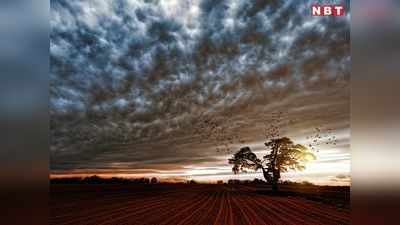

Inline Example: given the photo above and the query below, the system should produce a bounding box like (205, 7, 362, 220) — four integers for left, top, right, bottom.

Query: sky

(50, 0, 350, 185)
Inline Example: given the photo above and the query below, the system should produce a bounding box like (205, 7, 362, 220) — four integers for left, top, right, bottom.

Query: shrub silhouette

(229, 137, 315, 192)
(151, 177, 158, 184)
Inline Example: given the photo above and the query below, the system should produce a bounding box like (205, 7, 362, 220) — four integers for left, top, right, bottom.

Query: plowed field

(51, 184, 349, 225)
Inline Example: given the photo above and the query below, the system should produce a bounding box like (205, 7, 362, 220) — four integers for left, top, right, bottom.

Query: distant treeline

(226, 179, 314, 185)
(227, 178, 267, 184)
(50, 176, 159, 184)
(51, 176, 317, 186)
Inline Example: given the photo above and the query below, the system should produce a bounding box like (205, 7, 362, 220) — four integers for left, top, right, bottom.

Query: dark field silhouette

(51, 182, 349, 225)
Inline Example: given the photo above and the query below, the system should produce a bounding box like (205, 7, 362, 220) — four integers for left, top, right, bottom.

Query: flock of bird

(193, 111, 338, 154)
(263, 111, 284, 140)
(193, 112, 243, 153)
(306, 127, 338, 152)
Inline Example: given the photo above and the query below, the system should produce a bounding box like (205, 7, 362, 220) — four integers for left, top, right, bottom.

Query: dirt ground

(50, 184, 350, 225)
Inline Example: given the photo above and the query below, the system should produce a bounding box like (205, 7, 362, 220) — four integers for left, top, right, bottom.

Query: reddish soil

(51, 184, 349, 225)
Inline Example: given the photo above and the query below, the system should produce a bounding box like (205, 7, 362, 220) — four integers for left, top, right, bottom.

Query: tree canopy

(228, 137, 315, 191)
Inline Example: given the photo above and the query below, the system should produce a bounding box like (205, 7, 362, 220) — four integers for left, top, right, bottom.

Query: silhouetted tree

(229, 137, 315, 192)
(150, 177, 158, 184)
(252, 178, 265, 184)
(188, 180, 197, 184)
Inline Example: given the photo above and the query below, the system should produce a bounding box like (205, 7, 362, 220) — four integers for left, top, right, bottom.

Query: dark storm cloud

(50, 0, 350, 174)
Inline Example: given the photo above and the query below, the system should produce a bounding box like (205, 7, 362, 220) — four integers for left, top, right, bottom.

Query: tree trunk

(271, 168, 280, 192)
(271, 180, 278, 192)
(261, 167, 272, 183)
(261, 167, 280, 192)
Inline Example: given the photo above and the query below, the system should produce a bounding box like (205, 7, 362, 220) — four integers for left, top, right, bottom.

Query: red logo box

(311, 4, 345, 16)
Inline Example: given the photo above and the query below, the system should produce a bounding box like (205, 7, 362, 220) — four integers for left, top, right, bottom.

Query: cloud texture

(50, 0, 350, 183)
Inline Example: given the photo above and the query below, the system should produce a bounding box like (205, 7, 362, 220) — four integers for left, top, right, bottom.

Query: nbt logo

(311, 4, 345, 16)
